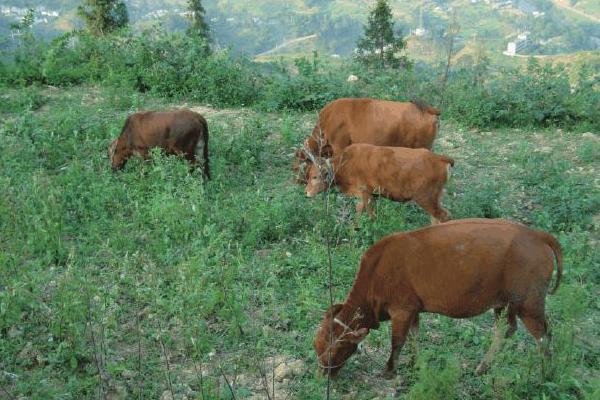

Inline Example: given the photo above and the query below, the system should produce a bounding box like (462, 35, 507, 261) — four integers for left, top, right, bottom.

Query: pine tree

(186, 0, 211, 42)
(77, 0, 129, 36)
(355, 0, 409, 69)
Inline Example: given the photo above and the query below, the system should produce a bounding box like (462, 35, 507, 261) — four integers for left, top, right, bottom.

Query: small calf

(304, 144, 453, 223)
(108, 110, 210, 179)
(314, 219, 562, 378)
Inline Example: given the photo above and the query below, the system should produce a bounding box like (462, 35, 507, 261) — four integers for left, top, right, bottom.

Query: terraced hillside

(1, 0, 599, 59)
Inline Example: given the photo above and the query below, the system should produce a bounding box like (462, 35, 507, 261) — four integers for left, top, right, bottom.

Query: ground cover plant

(0, 84, 599, 399)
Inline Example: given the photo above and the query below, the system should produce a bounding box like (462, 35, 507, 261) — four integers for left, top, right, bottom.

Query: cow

(313, 219, 562, 379)
(108, 110, 210, 179)
(304, 144, 453, 224)
(293, 98, 441, 183)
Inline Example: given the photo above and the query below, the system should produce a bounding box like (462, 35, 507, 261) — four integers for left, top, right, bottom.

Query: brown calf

(304, 144, 453, 224)
(294, 98, 440, 182)
(108, 110, 210, 179)
(314, 219, 562, 378)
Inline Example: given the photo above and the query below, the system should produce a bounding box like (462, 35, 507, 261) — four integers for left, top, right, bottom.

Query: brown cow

(294, 98, 440, 182)
(304, 144, 453, 224)
(108, 110, 210, 179)
(314, 219, 562, 378)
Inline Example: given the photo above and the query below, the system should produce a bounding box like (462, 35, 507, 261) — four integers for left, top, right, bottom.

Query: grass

(0, 84, 599, 399)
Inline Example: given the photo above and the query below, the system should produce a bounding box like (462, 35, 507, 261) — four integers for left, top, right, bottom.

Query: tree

(186, 0, 211, 42)
(77, 0, 128, 36)
(355, 0, 409, 69)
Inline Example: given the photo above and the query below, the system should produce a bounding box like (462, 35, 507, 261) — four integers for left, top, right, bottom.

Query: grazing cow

(313, 219, 562, 378)
(304, 144, 453, 224)
(108, 110, 210, 179)
(293, 98, 440, 182)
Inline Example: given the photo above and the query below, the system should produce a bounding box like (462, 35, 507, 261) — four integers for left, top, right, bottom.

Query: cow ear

(326, 303, 344, 318)
(321, 143, 334, 158)
(348, 328, 369, 344)
(295, 149, 308, 161)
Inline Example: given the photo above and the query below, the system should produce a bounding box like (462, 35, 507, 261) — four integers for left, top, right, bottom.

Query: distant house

(504, 31, 531, 56)
(411, 27, 428, 37)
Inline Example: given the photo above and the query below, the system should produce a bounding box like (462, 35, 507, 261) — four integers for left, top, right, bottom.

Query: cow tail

(199, 116, 210, 180)
(426, 106, 441, 116)
(411, 99, 441, 116)
(538, 232, 563, 294)
(437, 155, 455, 167)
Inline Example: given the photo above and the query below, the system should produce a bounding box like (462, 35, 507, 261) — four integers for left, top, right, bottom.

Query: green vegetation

(1, 23, 599, 130)
(1, 5, 599, 399)
(0, 82, 598, 399)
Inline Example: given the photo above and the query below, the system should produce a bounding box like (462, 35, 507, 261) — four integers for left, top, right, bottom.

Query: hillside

(1, 0, 599, 61)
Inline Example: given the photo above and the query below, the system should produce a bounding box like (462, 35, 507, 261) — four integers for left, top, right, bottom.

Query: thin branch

(257, 362, 274, 400)
(136, 308, 143, 400)
(156, 319, 175, 400)
(190, 337, 206, 400)
(219, 366, 238, 400)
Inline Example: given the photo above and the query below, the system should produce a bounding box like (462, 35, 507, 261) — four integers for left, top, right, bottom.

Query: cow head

(314, 303, 369, 377)
(108, 138, 126, 170)
(292, 148, 312, 183)
(304, 158, 334, 197)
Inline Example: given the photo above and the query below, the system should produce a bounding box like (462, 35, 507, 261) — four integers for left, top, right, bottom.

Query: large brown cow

(108, 110, 210, 179)
(304, 144, 453, 223)
(294, 98, 440, 182)
(314, 219, 562, 378)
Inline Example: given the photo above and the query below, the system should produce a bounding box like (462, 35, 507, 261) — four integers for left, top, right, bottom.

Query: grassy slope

(0, 85, 599, 399)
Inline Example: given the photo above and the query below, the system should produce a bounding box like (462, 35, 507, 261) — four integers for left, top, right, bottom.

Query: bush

(2, 28, 599, 131)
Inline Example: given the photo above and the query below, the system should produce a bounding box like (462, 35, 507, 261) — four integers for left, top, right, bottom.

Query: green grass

(0, 85, 599, 399)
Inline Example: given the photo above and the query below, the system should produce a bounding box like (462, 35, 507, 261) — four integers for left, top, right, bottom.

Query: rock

(106, 382, 128, 400)
(255, 249, 272, 259)
(17, 341, 42, 365)
(582, 132, 597, 140)
(538, 146, 552, 153)
(8, 326, 22, 338)
(160, 390, 189, 400)
(121, 369, 136, 379)
(274, 359, 305, 382)
(347, 74, 359, 82)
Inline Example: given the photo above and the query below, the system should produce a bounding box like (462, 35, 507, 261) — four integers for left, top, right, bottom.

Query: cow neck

(336, 291, 376, 332)
(325, 155, 343, 186)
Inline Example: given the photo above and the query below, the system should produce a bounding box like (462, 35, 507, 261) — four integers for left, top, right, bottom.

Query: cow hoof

(475, 362, 489, 375)
(382, 369, 397, 380)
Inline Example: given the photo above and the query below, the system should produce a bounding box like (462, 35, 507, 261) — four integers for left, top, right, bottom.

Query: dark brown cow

(294, 98, 440, 182)
(305, 144, 453, 224)
(314, 219, 562, 378)
(108, 110, 210, 179)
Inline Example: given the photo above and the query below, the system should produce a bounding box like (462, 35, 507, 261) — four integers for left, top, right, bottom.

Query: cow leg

(518, 305, 551, 376)
(384, 310, 413, 379)
(414, 193, 450, 225)
(406, 314, 420, 368)
(360, 191, 375, 219)
(505, 306, 517, 338)
(476, 307, 507, 375)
